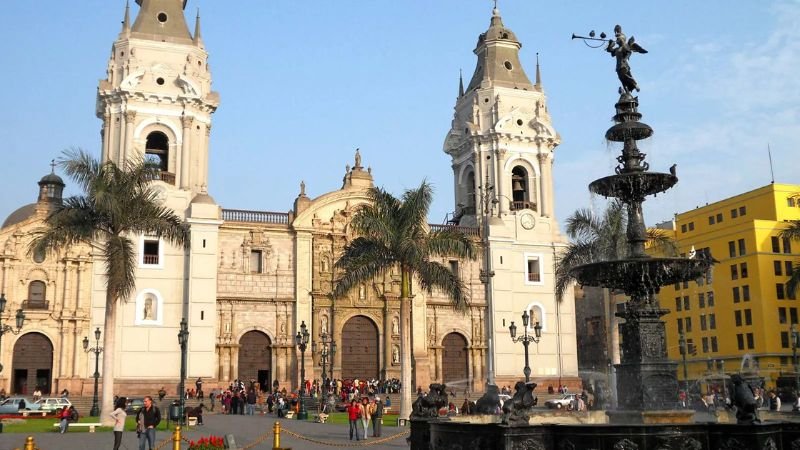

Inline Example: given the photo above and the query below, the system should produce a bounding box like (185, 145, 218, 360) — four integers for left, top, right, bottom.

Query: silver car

(0, 397, 43, 415)
(34, 397, 72, 414)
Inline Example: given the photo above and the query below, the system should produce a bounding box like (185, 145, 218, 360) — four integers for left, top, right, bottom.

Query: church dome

(39, 172, 64, 185)
(191, 192, 216, 204)
(2, 204, 37, 229)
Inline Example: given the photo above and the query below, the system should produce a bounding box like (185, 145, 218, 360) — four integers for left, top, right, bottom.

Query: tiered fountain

(411, 25, 800, 450)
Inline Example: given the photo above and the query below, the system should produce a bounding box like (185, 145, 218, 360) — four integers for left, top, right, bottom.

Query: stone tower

(92, 0, 221, 389)
(443, 7, 577, 387)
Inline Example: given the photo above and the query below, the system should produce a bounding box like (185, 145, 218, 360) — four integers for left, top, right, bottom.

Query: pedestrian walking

(136, 396, 161, 450)
(210, 388, 217, 411)
(110, 396, 127, 450)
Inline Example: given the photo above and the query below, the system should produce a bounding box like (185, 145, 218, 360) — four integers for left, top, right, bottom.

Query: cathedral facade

(0, 1, 577, 397)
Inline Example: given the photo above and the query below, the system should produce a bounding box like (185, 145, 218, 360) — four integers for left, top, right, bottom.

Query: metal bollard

(272, 421, 281, 449)
(24, 436, 36, 450)
(173, 426, 182, 450)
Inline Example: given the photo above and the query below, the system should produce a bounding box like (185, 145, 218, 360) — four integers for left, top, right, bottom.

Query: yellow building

(661, 183, 800, 391)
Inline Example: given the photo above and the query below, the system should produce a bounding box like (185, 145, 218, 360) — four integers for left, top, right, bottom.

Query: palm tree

(30, 149, 188, 422)
(781, 220, 800, 297)
(332, 181, 476, 420)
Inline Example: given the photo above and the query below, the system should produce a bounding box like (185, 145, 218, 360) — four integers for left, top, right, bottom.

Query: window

(716, 213, 723, 223)
(776, 261, 784, 276)
(738, 239, 746, 256)
(783, 237, 792, 254)
(778, 284, 786, 300)
(788, 261, 795, 275)
(733, 287, 741, 303)
(685, 317, 693, 332)
(773, 237, 781, 253)
(789, 197, 797, 207)
(709, 313, 716, 329)
(510, 166, 532, 210)
(145, 131, 170, 172)
(791, 307, 798, 324)
(707, 291, 715, 307)
(142, 238, 160, 265)
(730, 265, 738, 280)
(683, 280, 689, 289)
(739, 206, 746, 216)
(782, 331, 790, 348)
(250, 250, 263, 273)
(688, 222, 695, 231)
(525, 255, 542, 283)
(743, 285, 750, 301)
(744, 309, 752, 326)
(737, 334, 744, 350)
(735, 310, 742, 326)
(449, 260, 459, 277)
(681, 224, 687, 233)
(677, 318, 683, 332)
(702, 337, 709, 353)
(746, 333, 754, 349)
(728, 241, 736, 258)
(683, 296, 690, 310)
(709, 216, 716, 225)
(700, 314, 707, 331)
(740, 263, 748, 278)
(699, 293, 705, 308)
(711, 336, 718, 352)
(780, 307, 787, 324)
(27, 281, 47, 309)
(674, 282, 681, 291)
(675, 297, 682, 312)
(731, 208, 738, 219)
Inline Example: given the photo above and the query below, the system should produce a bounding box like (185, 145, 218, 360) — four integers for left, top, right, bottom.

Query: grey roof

(132, 0, 193, 44)
(39, 173, 64, 186)
(2, 204, 37, 229)
(466, 8, 534, 92)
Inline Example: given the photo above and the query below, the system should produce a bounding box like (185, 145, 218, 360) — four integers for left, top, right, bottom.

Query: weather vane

(572, 25, 648, 93)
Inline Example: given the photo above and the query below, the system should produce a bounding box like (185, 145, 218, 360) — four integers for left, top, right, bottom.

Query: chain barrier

(280, 427, 410, 448)
(240, 428, 274, 450)
(152, 434, 175, 450)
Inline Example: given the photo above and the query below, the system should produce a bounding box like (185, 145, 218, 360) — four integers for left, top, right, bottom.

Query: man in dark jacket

(372, 397, 383, 437)
(136, 396, 161, 450)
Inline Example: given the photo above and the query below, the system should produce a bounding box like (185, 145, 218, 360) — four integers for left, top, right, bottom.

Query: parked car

(126, 397, 145, 414)
(0, 397, 42, 414)
(34, 397, 72, 414)
(544, 394, 577, 410)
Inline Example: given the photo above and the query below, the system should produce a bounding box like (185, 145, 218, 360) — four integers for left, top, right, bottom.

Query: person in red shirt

(346, 399, 361, 441)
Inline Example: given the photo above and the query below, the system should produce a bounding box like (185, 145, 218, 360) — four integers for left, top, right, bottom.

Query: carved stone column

(537, 153, 551, 217)
(180, 115, 193, 189)
(123, 110, 136, 164)
(102, 113, 111, 163)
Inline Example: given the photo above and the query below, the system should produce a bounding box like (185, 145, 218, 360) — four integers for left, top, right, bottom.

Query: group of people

(345, 396, 385, 441)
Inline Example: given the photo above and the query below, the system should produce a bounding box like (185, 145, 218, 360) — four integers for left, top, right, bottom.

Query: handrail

(222, 209, 290, 224)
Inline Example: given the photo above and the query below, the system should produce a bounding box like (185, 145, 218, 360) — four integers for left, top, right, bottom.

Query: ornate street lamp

(508, 310, 542, 382)
(0, 294, 25, 372)
(314, 332, 336, 397)
(295, 321, 310, 420)
(177, 318, 189, 425)
(82, 327, 103, 416)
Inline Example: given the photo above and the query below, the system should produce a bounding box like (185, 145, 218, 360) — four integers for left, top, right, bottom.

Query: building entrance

(442, 332, 469, 388)
(12, 333, 53, 394)
(238, 331, 272, 391)
(341, 315, 379, 380)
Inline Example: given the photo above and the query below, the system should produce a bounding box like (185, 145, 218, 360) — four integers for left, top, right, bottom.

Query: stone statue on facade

(411, 383, 448, 418)
(502, 382, 538, 426)
(606, 25, 647, 93)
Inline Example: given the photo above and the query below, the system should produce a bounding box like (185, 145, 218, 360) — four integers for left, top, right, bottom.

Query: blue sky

(1, 1, 797, 230)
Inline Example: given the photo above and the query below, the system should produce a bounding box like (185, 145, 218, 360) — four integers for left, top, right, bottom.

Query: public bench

(52, 422, 103, 432)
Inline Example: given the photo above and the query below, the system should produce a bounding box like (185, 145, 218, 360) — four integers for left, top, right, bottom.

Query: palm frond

(104, 235, 137, 301)
(414, 260, 470, 311)
(555, 240, 600, 301)
(426, 228, 477, 260)
(780, 220, 800, 241)
(787, 261, 800, 298)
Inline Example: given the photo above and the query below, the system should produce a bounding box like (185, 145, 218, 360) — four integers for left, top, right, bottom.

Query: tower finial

(535, 53, 542, 88)
(50, 159, 56, 174)
(492, 0, 499, 15)
(193, 8, 204, 47)
(121, 0, 131, 35)
(458, 69, 465, 97)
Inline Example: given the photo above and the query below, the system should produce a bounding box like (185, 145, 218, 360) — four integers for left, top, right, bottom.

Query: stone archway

(238, 331, 272, 392)
(341, 316, 379, 380)
(442, 332, 469, 388)
(12, 332, 53, 395)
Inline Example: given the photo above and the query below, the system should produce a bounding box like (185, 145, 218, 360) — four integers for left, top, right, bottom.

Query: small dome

(39, 172, 65, 186)
(2, 204, 38, 228)
(191, 193, 216, 205)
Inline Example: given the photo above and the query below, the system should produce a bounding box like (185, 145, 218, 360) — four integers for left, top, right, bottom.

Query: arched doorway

(442, 333, 469, 388)
(12, 333, 53, 395)
(341, 316, 379, 380)
(238, 331, 272, 392)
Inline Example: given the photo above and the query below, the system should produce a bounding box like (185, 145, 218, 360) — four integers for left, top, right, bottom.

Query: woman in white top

(109, 397, 128, 450)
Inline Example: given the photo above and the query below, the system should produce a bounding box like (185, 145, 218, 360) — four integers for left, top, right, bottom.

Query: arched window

(511, 166, 534, 211)
(145, 131, 169, 172)
(27, 281, 47, 309)
(465, 171, 476, 213)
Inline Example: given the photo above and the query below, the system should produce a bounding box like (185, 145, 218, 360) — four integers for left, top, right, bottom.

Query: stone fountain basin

(605, 120, 654, 141)
(589, 172, 677, 200)
(571, 257, 709, 296)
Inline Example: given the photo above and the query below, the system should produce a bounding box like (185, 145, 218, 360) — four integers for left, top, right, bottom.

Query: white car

(34, 397, 72, 414)
(544, 394, 577, 410)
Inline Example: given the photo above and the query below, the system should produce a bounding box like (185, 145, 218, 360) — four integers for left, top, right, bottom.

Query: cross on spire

(50, 159, 56, 173)
(493, 0, 498, 9)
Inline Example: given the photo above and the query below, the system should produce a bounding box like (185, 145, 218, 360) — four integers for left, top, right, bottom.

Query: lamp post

(508, 310, 542, 382)
(177, 318, 189, 425)
(314, 332, 336, 396)
(678, 330, 689, 395)
(82, 327, 103, 417)
(295, 321, 310, 420)
(0, 294, 25, 373)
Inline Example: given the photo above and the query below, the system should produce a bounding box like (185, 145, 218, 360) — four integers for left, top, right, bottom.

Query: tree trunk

(100, 290, 117, 426)
(399, 269, 413, 421)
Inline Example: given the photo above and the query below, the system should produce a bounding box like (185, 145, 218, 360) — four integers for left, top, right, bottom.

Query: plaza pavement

(0, 414, 411, 450)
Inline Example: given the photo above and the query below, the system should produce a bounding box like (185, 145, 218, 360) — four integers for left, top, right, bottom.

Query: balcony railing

(142, 254, 159, 265)
(527, 272, 541, 282)
(429, 224, 480, 237)
(145, 171, 176, 185)
(222, 209, 290, 224)
(22, 300, 49, 310)
(510, 201, 537, 212)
